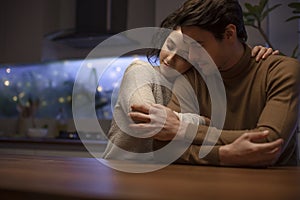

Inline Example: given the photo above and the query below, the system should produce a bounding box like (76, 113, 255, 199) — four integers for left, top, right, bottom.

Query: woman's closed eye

(166, 40, 176, 51)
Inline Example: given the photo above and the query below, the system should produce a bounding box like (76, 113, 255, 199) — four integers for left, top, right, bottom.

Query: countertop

(0, 154, 300, 200)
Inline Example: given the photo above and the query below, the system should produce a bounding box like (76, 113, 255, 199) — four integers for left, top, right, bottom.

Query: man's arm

(174, 131, 283, 167)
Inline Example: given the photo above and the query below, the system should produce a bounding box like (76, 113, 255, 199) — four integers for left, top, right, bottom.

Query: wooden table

(0, 154, 300, 200)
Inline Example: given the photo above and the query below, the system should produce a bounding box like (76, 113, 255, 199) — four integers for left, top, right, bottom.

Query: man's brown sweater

(165, 45, 300, 166)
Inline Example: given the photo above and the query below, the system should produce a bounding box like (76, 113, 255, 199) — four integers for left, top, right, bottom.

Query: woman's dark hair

(146, 0, 248, 64)
(146, 11, 179, 65)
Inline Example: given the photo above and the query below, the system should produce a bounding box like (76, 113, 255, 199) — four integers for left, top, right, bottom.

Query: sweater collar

(220, 45, 252, 80)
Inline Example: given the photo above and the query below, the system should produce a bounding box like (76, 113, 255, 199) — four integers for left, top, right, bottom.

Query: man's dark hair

(147, 0, 248, 64)
(174, 0, 247, 42)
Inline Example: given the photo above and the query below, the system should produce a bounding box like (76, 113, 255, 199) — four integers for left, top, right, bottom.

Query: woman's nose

(165, 52, 176, 64)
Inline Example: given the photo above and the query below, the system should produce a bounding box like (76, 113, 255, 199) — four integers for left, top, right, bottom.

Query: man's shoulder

(264, 55, 300, 68)
(258, 55, 300, 74)
(261, 55, 300, 80)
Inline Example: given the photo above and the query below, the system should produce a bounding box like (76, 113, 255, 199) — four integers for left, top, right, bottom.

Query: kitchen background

(0, 0, 299, 140)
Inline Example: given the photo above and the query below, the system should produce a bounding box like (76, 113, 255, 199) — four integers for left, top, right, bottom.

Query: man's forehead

(168, 30, 198, 49)
(182, 34, 202, 46)
(170, 29, 201, 45)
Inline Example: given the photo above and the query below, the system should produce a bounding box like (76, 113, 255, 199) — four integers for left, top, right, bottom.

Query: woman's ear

(224, 24, 236, 40)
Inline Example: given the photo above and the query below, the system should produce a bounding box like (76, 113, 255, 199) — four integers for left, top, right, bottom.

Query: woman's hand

(251, 45, 280, 62)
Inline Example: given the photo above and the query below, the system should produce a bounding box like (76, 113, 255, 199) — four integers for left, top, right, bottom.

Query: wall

(0, 0, 156, 63)
(0, 0, 44, 64)
(268, 0, 299, 56)
(154, 0, 186, 26)
(127, 0, 155, 29)
(0, 0, 76, 64)
(240, 0, 298, 57)
(0, 0, 299, 64)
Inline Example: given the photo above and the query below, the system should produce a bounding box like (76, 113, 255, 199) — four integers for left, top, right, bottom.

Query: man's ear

(224, 24, 236, 40)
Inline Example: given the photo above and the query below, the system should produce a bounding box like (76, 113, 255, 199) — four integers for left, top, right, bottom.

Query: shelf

(0, 137, 107, 158)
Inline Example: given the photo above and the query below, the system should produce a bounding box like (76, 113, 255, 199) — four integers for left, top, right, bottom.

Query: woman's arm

(251, 45, 279, 61)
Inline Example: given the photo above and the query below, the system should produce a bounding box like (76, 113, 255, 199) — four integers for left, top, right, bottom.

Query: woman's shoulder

(120, 60, 160, 82)
(126, 60, 154, 71)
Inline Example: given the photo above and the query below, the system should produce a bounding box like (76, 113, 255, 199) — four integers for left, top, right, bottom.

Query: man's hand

(219, 130, 283, 167)
(129, 104, 181, 141)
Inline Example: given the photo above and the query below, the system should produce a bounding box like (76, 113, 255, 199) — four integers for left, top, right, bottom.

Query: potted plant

(243, 0, 299, 58)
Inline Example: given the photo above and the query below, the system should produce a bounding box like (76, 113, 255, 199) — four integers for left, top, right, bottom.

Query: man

(129, 0, 300, 167)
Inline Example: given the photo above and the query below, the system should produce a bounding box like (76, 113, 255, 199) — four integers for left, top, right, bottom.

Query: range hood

(45, 0, 130, 49)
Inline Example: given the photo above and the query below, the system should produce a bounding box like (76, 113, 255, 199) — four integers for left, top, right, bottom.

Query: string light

(87, 63, 93, 68)
(0, 56, 148, 119)
(12, 96, 18, 102)
(4, 80, 10, 86)
(19, 92, 25, 98)
(97, 86, 103, 92)
(116, 67, 121, 72)
(41, 101, 47, 106)
(112, 82, 119, 88)
(58, 97, 65, 103)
